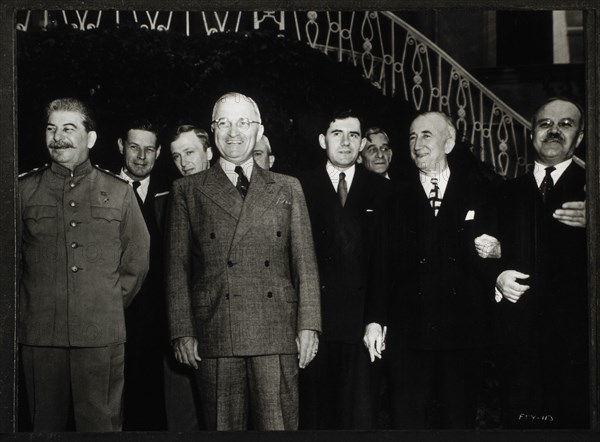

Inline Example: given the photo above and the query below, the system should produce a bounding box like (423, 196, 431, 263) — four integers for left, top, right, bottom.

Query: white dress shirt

(220, 157, 254, 187)
(326, 161, 356, 192)
(533, 158, 572, 187)
(119, 169, 150, 202)
(419, 166, 451, 201)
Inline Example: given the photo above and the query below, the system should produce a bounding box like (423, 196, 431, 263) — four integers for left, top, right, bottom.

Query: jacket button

(70, 242, 78, 249)
(419, 258, 427, 264)
(225, 293, 230, 300)
(264, 260, 270, 267)
(276, 231, 281, 237)
(267, 292, 273, 298)
(69, 200, 77, 207)
(227, 261, 234, 267)
(321, 285, 326, 290)
(69, 181, 76, 188)
(71, 265, 79, 272)
(210, 233, 216, 239)
(70, 220, 77, 227)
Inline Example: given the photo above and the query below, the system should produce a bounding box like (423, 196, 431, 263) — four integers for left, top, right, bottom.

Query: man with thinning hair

(491, 97, 588, 429)
(166, 92, 321, 430)
(368, 111, 496, 428)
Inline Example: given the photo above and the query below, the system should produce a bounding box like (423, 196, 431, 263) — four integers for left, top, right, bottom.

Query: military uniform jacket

(165, 163, 321, 358)
(18, 159, 150, 347)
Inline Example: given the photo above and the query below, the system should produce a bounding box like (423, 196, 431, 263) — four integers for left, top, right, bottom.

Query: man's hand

(496, 270, 530, 303)
(474, 234, 501, 259)
(172, 336, 201, 369)
(296, 329, 319, 369)
(553, 200, 586, 228)
(363, 323, 386, 362)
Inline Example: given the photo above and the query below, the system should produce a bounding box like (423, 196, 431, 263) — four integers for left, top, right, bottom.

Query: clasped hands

(172, 329, 320, 370)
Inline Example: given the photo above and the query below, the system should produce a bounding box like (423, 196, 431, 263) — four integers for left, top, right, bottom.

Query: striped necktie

(429, 177, 441, 216)
(235, 166, 249, 198)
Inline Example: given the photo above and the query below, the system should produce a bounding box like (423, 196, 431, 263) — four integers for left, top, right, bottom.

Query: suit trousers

(195, 354, 299, 430)
(21, 344, 124, 432)
(299, 341, 378, 429)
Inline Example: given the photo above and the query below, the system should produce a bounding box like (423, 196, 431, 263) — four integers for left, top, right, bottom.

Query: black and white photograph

(1, 1, 599, 440)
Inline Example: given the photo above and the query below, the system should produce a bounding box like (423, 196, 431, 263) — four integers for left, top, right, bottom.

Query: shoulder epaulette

(93, 164, 129, 183)
(18, 164, 49, 179)
(155, 191, 170, 198)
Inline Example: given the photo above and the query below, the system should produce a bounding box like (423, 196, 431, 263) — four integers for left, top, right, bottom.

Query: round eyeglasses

(211, 118, 261, 132)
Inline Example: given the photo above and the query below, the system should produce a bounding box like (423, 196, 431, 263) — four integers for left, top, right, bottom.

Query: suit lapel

(197, 164, 244, 220)
(229, 166, 279, 251)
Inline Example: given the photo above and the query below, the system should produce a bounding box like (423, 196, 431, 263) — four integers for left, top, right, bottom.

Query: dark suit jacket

(166, 163, 321, 358)
(298, 165, 391, 344)
(386, 156, 498, 350)
(494, 161, 587, 356)
(125, 176, 170, 346)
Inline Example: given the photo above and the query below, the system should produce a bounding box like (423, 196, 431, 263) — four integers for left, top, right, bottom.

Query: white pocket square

(465, 210, 475, 220)
(366, 209, 374, 213)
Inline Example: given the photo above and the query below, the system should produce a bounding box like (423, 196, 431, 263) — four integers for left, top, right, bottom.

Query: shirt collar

(533, 158, 572, 186)
(220, 157, 254, 186)
(119, 168, 151, 187)
(326, 161, 356, 191)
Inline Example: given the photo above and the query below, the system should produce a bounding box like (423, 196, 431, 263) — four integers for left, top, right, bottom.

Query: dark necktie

(539, 166, 556, 203)
(132, 180, 144, 208)
(338, 172, 348, 207)
(235, 166, 249, 198)
(429, 177, 441, 216)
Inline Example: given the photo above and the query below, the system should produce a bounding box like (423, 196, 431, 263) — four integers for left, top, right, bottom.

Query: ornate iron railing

(16, 9, 553, 177)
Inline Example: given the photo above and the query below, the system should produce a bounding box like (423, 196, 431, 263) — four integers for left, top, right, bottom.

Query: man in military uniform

(18, 97, 150, 432)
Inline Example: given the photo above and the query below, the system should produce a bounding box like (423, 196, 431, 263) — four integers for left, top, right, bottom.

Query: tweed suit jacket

(166, 163, 321, 358)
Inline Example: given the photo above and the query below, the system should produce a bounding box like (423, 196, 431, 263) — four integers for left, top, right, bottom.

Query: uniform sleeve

(164, 179, 196, 340)
(289, 178, 322, 333)
(119, 185, 150, 308)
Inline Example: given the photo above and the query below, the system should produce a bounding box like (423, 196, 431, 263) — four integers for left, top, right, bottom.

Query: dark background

(17, 26, 417, 182)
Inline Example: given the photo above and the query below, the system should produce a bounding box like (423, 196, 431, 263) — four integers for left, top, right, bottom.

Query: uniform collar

(50, 159, 92, 177)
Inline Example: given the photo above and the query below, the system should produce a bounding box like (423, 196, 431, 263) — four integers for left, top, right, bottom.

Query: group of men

(18, 93, 589, 432)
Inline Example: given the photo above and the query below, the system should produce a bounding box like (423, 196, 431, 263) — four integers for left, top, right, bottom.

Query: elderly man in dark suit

(297, 109, 391, 429)
(492, 97, 588, 429)
(367, 112, 498, 429)
(165, 92, 321, 431)
(116, 118, 170, 430)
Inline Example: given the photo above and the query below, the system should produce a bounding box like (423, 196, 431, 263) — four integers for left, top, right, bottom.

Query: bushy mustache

(543, 132, 565, 144)
(48, 140, 74, 149)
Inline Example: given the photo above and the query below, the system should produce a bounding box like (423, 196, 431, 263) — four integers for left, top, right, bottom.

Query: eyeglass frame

(211, 117, 262, 132)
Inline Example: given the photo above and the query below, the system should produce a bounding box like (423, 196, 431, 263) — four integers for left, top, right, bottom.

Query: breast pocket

(22, 205, 57, 238)
(90, 206, 122, 238)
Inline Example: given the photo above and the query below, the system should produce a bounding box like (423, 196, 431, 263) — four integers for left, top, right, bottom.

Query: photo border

(1, 1, 598, 440)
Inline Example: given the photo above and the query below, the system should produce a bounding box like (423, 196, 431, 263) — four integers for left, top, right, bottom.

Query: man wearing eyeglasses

(165, 92, 321, 430)
(490, 97, 588, 429)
